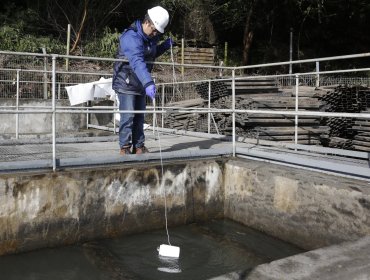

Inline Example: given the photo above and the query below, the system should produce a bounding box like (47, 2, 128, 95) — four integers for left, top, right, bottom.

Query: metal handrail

(1, 51, 370, 171)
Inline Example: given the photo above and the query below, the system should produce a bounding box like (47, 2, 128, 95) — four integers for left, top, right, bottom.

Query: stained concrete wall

(1, 156, 370, 256)
(224, 159, 370, 250)
(0, 160, 224, 255)
(0, 99, 86, 137)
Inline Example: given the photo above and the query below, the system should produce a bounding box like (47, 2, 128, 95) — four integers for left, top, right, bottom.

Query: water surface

(0, 219, 304, 280)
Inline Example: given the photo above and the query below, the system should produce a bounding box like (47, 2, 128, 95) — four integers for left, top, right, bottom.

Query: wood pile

(178, 47, 215, 65)
(163, 98, 205, 131)
(314, 85, 370, 150)
(168, 78, 370, 150)
(352, 110, 370, 152)
(224, 77, 280, 96)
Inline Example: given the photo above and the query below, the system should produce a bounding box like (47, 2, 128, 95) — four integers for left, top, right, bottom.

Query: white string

(153, 41, 177, 246)
(153, 99, 171, 246)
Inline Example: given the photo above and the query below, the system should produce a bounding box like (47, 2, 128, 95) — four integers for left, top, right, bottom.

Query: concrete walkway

(0, 129, 369, 179)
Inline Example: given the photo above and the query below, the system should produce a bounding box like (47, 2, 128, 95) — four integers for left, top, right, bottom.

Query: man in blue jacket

(112, 6, 174, 155)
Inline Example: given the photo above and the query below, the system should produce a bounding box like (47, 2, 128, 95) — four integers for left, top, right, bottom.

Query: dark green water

(0, 219, 304, 280)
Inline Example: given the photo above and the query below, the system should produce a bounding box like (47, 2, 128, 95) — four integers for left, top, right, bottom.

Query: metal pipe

(208, 80, 211, 134)
(236, 52, 370, 70)
(16, 70, 20, 139)
(1, 66, 369, 90)
(113, 96, 117, 134)
(52, 56, 57, 171)
(66, 24, 71, 71)
(42, 48, 48, 99)
(1, 109, 370, 120)
(1, 50, 370, 71)
(316, 61, 320, 87)
(232, 69, 236, 157)
(294, 74, 299, 150)
(161, 84, 165, 128)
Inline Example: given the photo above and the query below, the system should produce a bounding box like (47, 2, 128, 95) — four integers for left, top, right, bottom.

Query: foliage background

(0, 0, 369, 69)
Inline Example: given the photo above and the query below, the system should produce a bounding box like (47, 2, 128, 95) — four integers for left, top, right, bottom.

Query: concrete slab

(245, 236, 370, 280)
(0, 129, 368, 179)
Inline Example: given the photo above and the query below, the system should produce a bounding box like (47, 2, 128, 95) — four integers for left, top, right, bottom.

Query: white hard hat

(147, 6, 169, 33)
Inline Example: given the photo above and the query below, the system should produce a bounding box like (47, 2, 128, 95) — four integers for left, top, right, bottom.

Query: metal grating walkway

(0, 130, 369, 180)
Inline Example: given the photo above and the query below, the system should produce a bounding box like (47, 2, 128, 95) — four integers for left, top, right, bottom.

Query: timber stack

(352, 110, 370, 152)
(195, 77, 328, 145)
(173, 79, 370, 151)
(162, 98, 205, 131)
(314, 85, 370, 150)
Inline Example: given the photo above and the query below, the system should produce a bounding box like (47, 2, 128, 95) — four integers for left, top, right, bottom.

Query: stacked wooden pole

(172, 79, 370, 150)
(315, 85, 370, 150)
(352, 110, 370, 152)
(163, 98, 205, 131)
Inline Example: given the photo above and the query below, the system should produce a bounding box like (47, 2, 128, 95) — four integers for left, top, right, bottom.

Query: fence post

(52, 55, 57, 171)
(16, 70, 20, 139)
(316, 61, 320, 87)
(232, 69, 236, 157)
(161, 84, 165, 129)
(66, 24, 71, 71)
(294, 74, 299, 150)
(42, 48, 48, 99)
(181, 38, 185, 78)
(208, 80, 211, 134)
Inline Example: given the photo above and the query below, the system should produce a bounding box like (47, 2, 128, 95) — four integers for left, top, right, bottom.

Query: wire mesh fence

(1, 51, 369, 154)
(276, 75, 370, 88)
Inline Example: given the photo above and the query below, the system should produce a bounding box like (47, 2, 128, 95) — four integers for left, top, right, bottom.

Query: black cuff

(143, 81, 155, 89)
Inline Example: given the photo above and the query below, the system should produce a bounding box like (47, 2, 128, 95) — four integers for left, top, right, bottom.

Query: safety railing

(0, 50, 369, 171)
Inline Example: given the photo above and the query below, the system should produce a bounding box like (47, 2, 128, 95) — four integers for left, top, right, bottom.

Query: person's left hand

(145, 84, 156, 101)
(163, 38, 176, 49)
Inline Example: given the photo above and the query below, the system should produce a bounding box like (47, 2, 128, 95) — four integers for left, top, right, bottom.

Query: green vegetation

(0, 0, 369, 69)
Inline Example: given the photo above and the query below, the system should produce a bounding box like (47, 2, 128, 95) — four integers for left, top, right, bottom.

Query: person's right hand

(145, 84, 156, 100)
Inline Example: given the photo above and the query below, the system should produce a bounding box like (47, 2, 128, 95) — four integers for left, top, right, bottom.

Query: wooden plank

(352, 140, 370, 147)
(257, 135, 321, 141)
(354, 135, 370, 142)
(246, 119, 319, 125)
(182, 53, 214, 58)
(353, 126, 370, 132)
(353, 145, 370, 152)
(183, 60, 214, 65)
(184, 47, 214, 54)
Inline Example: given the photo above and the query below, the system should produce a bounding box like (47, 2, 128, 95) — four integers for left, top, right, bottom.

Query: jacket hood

(135, 20, 150, 42)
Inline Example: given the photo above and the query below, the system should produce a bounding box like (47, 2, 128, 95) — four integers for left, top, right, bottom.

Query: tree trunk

(242, 1, 256, 66)
(243, 31, 253, 65)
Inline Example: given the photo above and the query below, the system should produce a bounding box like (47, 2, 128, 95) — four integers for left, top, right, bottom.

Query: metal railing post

(295, 74, 299, 150)
(161, 84, 165, 128)
(113, 96, 117, 134)
(16, 70, 20, 139)
(208, 80, 211, 134)
(316, 61, 320, 87)
(232, 69, 236, 157)
(52, 56, 57, 171)
(42, 48, 48, 99)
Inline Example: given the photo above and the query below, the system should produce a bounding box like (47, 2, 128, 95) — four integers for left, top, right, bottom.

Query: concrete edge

(208, 236, 370, 280)
(236, 147, 370, 180)
(0, 147, 233, 173)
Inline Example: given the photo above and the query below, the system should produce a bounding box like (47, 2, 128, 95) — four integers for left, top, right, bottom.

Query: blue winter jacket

(112, 20, 169, 94)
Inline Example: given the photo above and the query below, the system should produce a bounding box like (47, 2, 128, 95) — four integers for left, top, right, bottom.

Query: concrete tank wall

(224, 159, 370, 250)
(0, 160, 224, 255)
(1, 157, 370, 256)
